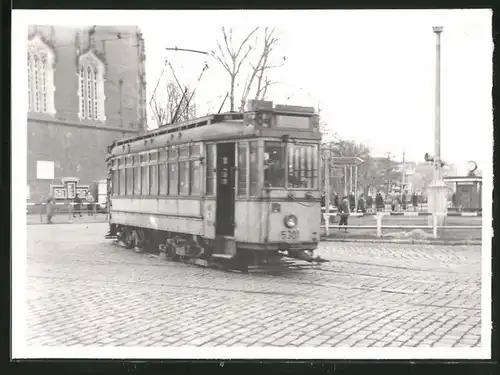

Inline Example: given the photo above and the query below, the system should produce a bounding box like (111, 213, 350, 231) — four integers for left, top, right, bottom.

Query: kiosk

(443, 161, 482, 212)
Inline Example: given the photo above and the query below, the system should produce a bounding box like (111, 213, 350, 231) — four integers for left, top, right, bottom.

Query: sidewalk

(27, 213, 108, 225)
(321, 228, 482, 246)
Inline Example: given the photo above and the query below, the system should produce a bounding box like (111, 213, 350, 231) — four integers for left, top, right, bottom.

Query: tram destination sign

(274, 114, 310, 129)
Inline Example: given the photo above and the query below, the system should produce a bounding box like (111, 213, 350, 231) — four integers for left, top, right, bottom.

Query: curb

(320, 237, 482, 246)
(27, 220, 108, 226)
(321, 212, 481, 218)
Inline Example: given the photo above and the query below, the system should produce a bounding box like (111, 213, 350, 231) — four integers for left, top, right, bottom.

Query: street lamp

(427, 25, 448, 226)
(432, 26, 443, 182)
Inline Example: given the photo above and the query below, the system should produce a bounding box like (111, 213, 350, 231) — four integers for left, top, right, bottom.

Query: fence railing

(321, 211, 482, 239)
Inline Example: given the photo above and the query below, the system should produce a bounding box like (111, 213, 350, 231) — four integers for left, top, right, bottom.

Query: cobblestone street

(25, 223, 482, 348)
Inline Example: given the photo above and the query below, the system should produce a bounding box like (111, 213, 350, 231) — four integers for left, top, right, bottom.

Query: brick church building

(27, 25, 147, 203)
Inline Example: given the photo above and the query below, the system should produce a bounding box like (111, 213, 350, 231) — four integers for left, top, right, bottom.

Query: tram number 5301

(280, 230, 300, 241)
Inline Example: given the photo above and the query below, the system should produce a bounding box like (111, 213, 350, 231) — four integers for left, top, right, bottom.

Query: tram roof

(109, 109, 321, 157)
(110, 120, 252, 156)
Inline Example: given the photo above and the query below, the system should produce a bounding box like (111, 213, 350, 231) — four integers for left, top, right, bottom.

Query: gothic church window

(27, 35, 55, 115)
(77, 51, 105, 121)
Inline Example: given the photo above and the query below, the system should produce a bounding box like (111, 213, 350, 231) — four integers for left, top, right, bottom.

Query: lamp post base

(427, 181, 448, 226)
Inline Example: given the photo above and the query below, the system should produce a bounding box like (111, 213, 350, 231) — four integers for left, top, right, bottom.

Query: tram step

(212, 253, 235, 260)
(215, 236, 237, 257)
(105, 235, 118, 240)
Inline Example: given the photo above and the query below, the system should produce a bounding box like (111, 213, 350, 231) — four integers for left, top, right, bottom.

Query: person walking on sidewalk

(339, 196, 350, 232)
(86, 192, 95, 216)
(73, 194, 83, 218)
(45, 196, 55, 224)
(366, 194, 373, 212)
(357, 194, 366, 213)
(412, 192, 418, 211)
(376, 192, 384, 212)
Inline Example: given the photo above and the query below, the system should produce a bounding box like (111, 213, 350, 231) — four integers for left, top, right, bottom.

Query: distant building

(27, 25, 147, 203)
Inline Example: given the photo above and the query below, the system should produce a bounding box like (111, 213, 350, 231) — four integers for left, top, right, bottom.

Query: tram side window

(149, 151, 158, 196)
(126, 156, 133, 195)
(249, 141, 259, 196)
(179, 161, 189, 196)
(113, 159, 119, 196)
(190, 160, 201, 196)
(134, 156, 141, 195)
(310, 145, 319, 188)
(169, 163, 178, 195)
(206, 144, 215, 196)
(159, 149, 168, 195)
(141, 155, 149, 195)
(118, 160, 126, 196)
(264, 141, 285, 188)
(237, 142, 248, 197)
(191, 143, 201, 157)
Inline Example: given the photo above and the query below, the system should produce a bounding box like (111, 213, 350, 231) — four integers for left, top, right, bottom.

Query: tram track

(27, 272, 481, 312)
(28, 252, 479, 287)
(28, 251, 478, 291)
(28, 247, 480, 313)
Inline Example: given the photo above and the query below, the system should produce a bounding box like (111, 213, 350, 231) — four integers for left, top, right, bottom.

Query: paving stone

(24, 224, 483, 350)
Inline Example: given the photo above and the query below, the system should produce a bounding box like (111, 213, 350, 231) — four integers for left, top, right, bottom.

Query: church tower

(27, 25, 147, 203)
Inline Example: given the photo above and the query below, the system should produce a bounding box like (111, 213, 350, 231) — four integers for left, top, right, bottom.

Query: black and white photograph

(12, 9, 492, 359)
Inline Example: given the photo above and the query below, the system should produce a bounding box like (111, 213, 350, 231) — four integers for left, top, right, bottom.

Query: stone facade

(27, 25, 147, 203)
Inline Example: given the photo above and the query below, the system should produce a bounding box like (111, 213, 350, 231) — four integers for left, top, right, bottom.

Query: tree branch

(235, 44, 254, 76)
(234, 27, 259, 58)
(215, 41, 231, 73)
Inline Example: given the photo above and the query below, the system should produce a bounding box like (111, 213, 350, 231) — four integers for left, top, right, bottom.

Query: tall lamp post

(428, 26, 448, 226)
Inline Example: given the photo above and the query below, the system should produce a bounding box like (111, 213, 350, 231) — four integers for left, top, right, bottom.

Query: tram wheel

(163, 240, 177, 260)
(122, 229, 134, 249)
(130, 229, 142, 253)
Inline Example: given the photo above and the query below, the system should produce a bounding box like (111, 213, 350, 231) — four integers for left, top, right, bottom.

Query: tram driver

(264, 148, 306, 188)
(264, 149, 285, 187)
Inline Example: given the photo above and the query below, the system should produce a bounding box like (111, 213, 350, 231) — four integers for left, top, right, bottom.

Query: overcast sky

(140, 9, 492, 174)
(16, 9, 493, 174)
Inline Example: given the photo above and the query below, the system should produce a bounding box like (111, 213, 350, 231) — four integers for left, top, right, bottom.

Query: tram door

(216, 142, 236, 236)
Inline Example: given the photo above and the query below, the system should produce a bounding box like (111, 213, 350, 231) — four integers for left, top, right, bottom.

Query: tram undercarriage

(106, 225, 328, 273)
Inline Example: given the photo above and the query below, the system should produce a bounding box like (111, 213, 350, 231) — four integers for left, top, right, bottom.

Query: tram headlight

(284, 214, 298, 228)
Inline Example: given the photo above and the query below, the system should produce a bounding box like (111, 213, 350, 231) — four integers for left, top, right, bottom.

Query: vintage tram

(105, 100, 325, 271)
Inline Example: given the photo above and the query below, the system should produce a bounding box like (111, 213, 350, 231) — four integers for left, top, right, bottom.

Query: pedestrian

(366, 195, 373, 212)
(412, 192, 418, 211)
(338, 196, 350, 232)
(349, 193, 356, 212)
(334, 194, 339, 209)
(452, 192, 457, 209)
(45, 196, 55, 224)
(73, 194, 83, 218)
(357, 194, 366, 213)
(391, 196, 397, 212)
(375, 192, 384, 212)
(402, 192, 407, 211)
(86, 192, 95, 216)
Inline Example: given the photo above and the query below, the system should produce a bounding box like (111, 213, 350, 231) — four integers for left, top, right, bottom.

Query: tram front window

(264, 141, 286, 187)
(287, 144, 319, 189)
(264, 141, 319, 189)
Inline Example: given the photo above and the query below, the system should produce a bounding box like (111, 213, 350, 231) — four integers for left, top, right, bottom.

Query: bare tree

(150, 81, 197, 127)
(211, 26, 285, 112)
(240, 27, 284, 110)
(211, 27, 259, 112)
